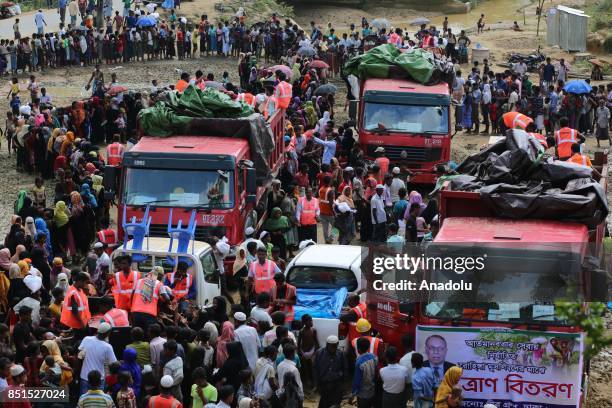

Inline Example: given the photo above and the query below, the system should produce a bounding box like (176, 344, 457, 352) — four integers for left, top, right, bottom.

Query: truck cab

(350, 78, 451, 184)
(110, 111, 285, 252)
(111, 237, 222, 308)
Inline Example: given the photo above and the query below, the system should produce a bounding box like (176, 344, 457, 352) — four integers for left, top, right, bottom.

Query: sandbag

(293, 287, 348, 320)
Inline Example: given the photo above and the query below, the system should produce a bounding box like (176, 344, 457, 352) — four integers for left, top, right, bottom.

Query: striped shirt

(77, 390, 116, 408)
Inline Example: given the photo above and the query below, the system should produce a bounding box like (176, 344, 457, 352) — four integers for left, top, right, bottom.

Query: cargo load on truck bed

(343, 44, 454, 85)
(437, 129, 608, 228)
(138, 85, 276, 181)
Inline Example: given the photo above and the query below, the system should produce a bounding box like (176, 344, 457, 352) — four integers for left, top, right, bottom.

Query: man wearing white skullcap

(147, 375, 182, 407)
(234, 311, 260, 371)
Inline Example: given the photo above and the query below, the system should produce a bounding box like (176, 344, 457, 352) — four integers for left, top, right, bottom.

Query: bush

(605, 35, 612, 53)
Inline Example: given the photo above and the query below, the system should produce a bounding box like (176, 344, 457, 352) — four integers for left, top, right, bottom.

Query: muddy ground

(0, 0, 610, 405)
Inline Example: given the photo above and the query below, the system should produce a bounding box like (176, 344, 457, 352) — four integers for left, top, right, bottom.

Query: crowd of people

(0, 2, 611, 408)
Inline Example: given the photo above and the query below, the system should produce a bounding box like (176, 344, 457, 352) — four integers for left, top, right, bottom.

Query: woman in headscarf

(0, 248, 13, 272)
(5, 223, 26, 254)
(330, 158, 343, 189)
(8, 261, 29, 307)
(18, 196, 39, 221)
(280, 189, 298, 257)
(315, 110, 331, 133)
(304, 101, 318, 129)
(24, 217, 37, 241)
(408, 190, 438, 224)
(31, 247, 51, 291)
(335, 186, 356, 245)
(209, 296, 228, 326)
(40, 339, 73, 386)
(68, 191, 91, 258)
(215, 321, 235, 368)
(10, 244, 26, 263)
(14, 190, 27, 215)
(80, 183, 98, 209)
(35, 218, 53, 260)
(120, 348, 142, 398)
(51, 259, 69, 289)
(213, 341, 247, 392)
(263, 207, 290, 259)
(434, 366, 463, 408)
(54, 272, 70, 296)
(53, 201, 70, 256)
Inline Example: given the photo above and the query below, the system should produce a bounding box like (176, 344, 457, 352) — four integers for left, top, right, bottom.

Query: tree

(555, 302, 612, 361)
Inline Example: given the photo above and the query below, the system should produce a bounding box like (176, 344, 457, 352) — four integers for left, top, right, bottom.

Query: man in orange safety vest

(111, 255, 140, 311)
(60, 272, 92, 333)
(269, 273, 296, 324)
(274, 71, 292, 110)
(247, 247, 281, 297)
(105, 133, 125, 166)
(164, 261, 196, 314)
(132, 267, 167, 330)
(555, 117, 585, 160)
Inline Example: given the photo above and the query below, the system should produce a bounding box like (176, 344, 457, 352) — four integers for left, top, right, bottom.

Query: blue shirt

(313, 137, 337, 165)
(352, 353, 377, 398)
(34, 12, 46, 28)
(126, 15, 137, 28)
(58, 0, 67, 7)
(412, 367, 436, 401)
(550, 92, 558, 112)
(543, 64, 555, 81)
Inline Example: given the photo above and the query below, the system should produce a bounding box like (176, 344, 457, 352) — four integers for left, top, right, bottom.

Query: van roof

(117, 237, 212, 256)
(292, 244, 364, 269)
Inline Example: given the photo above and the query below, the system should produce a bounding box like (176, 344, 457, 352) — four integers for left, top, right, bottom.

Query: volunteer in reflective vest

(60, 272, 92, 330)
(87, 294, 128, 328)
(96, 218, 118, 255)
(148, 375, 182, 408)
(318, 175, 336, 244)
(111, 255, 140, 311)
(351, 318, 384, 361)
(105, 134, 125, 166)
(568, 143, 601, 178)
(525, 123, 549, 149)
(374, 147, 389, 183)
(132, 268, 167, 330)
(555, 117, 585, 160)
(262, 86, 276, 120)
(247, 247, 281, 296)
(164, 261, 196, 314)
(269, 273, 296, 323)
(340, 293, 367, 343)
(296, 187, 320, 243)
(274, 71, 292, 110)
(502, 111, 533, 130)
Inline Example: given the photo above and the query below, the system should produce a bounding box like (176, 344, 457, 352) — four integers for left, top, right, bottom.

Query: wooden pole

(536, 0, 545, 37)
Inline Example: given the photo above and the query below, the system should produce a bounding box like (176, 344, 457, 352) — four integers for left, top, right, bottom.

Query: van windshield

(363, 102, 449, 134)
(123, 167, 234, 209)
(424, 247, 584, 325)
(287, 266, 358, 292)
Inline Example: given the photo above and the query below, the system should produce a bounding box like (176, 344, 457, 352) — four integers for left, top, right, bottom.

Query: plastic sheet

(293, 287, 348, 320)
(449, 129, 608, 228)
(137, 86, 274, 181)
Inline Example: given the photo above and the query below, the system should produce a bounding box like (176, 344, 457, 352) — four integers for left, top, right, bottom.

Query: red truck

(107, 110, 285, 248)
(349, 78, 452, 184)
(367, 152, 608, 407)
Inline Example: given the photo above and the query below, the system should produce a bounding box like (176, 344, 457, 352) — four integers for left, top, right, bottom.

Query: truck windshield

(424, 248, 584, 325)
(287, 266, 358, 292)
(123, 168, 234, 209)
(363, 102, 449, 134)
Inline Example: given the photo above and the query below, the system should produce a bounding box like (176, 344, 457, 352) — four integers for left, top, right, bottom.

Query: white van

(111, 237, 222, 308)
(284, 244, 367, 351)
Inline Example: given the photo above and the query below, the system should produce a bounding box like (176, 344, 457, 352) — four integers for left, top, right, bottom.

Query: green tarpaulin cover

(138, 85, 254, 137)
(343, 44, 435, 84)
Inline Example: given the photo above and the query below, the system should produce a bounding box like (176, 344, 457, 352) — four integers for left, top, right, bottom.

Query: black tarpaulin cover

(450, 129, 608, 228)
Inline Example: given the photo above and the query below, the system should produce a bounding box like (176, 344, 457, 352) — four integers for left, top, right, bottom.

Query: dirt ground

(0, 0, 610, 405)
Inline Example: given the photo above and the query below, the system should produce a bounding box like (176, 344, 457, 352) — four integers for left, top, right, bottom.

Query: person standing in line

(34, 10, 47, 35)
(380, 346, 409, 408)
(233, 312, 261, 372)
(370, 184, 387, 242)
(313, 335, 346, 408)
(349, 337, 378, 408)
(78, 322, 117, 395)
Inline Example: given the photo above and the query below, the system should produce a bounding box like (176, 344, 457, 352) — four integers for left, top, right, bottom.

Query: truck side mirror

(246, 167, 257, 204)
(348, 100, 359, 123)
(103, 166, 119, 200)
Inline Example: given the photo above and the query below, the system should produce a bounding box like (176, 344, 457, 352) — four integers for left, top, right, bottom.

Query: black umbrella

(314, 84, 337, 95)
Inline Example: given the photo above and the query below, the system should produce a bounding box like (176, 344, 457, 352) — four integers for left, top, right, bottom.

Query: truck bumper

(409, 171, 440, 185)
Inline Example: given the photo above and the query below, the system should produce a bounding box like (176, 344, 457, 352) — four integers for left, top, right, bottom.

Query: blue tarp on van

(293, 287, 348, 320)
